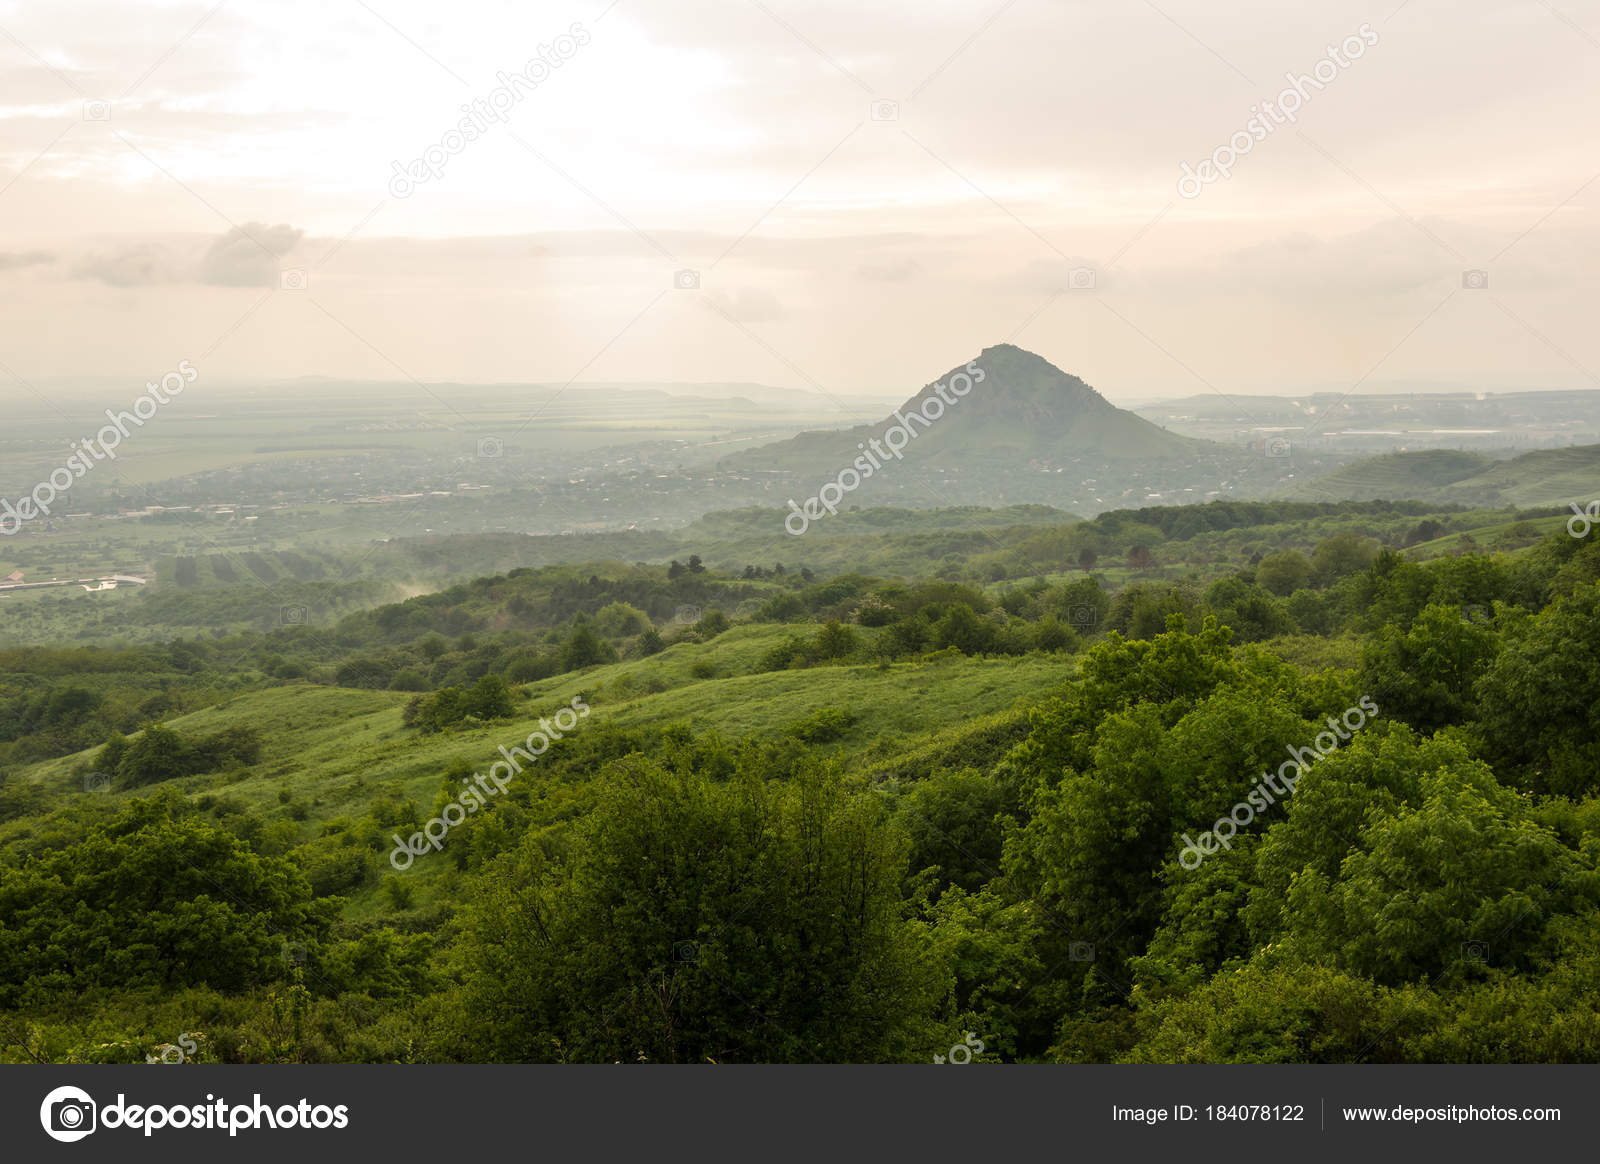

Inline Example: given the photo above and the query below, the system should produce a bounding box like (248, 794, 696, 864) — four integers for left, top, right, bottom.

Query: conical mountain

(884, 343, 1196, 460)
(722, 343, 1202, 476)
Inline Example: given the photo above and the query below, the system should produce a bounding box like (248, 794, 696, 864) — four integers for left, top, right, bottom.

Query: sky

(0, 0, 1597, 403)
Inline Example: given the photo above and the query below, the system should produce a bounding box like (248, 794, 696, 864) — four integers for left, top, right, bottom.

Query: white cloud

(0, 0, 1592, 396)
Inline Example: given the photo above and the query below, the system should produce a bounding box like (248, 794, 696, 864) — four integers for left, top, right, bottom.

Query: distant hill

(1287, 450, 1498, 500)
(1288, 444, 1600, 507)
(1134, 389, 1600, 454)
(722, 344, 1206, 475)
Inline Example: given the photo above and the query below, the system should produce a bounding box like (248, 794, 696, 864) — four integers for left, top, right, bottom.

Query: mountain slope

(1287, 450, 1498, 501)
(1288, 443, 1600, 507)
(722, 344, 1205, 474)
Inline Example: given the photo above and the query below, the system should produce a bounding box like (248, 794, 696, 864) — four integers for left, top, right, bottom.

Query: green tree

(1311, 533, 1378, 586)
(560, 621, 618, 672)
(467, 673, 516, 720)
(1358, 603, 1498, 732)
(118, 723, 199, 787)
(930, 604, 993, 655)
(451, 756, 941, 1062)
(0, 791, 330, 1005)
(1281, 763, 1597, 983)
(1255, 551, 1310, 597)
(694, 609, 730, 638)
(388, 668, 429, 692)
(898, 768, 1008, 894)
(1031, 615, 1076, 653)
(1475, 585, 1600, 796)
(593, 602, 651, 637)
(404, 686, 469, 732)
(95, 732, 129, 777)
(1202, 576, 1291, 642)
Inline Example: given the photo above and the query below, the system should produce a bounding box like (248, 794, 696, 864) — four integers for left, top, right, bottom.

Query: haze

(1, 0, 1597, 401)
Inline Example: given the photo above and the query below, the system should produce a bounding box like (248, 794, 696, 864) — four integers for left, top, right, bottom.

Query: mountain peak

(975, 341, 1048, 362)
(970, 342, 1069, 375)
(909, 344, 1109, 414)
(721, 342, 1201, 482)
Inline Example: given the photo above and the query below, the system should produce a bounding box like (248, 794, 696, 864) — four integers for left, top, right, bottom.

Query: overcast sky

(0, 0, 1597, 402)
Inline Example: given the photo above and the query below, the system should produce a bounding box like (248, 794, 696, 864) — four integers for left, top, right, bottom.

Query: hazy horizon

(2, 0, 1597, 405)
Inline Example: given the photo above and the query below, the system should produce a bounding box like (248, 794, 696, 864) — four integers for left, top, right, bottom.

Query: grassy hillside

(4, 621, 1070, 919)
(1467, 445, 1600, 507)
(9, 509, 1600, 1065)
(1290, 444, 1600, 508)
(1289, 450, 1496, 500)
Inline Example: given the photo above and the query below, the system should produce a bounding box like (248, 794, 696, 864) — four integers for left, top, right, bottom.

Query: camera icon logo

(40, 1085, 97, 1142)
(82, 100, 111, 122)
(282, 939, 308, 966)
(870, 99, 899, 121)
(1068, 940, 1096, 962)
(84, 771, 112, 794)
(1066, 604, 1097, 629)
(673, 269, 700, 290)
(1461, 940, 1489, 963)
(675, 604, 702, 624)
(477, 436, 504, 459)
(280, 604, 308, 626)
(1265, 437, 1291, 458)
(1067, 266, 1097, 291)
(672, 940, 698, 962)
(1462, 269, 1488, 290)
(279, 268, 308, 290)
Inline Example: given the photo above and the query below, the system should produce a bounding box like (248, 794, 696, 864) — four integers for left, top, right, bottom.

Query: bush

(790, 706, 856, 744)
(404, 673, 515, 732)
(814, 621, 858, 660)
(757, 635, 811, 673)
(694, 610, 731, 638)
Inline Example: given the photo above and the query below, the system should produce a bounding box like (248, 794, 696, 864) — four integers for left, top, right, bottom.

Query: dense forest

(3, 499, 1600, 1062)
